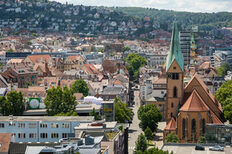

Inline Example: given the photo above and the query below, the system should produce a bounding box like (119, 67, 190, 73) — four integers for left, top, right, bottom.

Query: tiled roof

(26, 54, 51, 64)
(180, 90, 209, 112)
(0, 133, 12, 153)
(165, 117, 176, 130)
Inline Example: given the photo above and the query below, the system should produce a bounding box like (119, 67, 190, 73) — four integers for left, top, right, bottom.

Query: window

(29, 123, 37, 128)
(62, 123, 69, 128)
(171, 103, 174, 108)
(191, 119, 196, 141)
(51, 123, 59, 128)
(202, 119, 205, 134)
(172, 73, 179, 80)
(173, 66, 176, 70)
(18, 133, 26, 139)
(170, 112, 173, 117)
(18, 123, 25, 128)
(51, 133, 59, 138)
(40, 133, 48, 139)
(29, 133, 36, 138)
(173, 87, 177, 98)
(40, 123, 47, 128)
(0, 123, 5, 128)
(182, 119, 186, 139)
(9, 123, 15, 126)
(62, 133, 68, 138)
(161, 91, 164, 94)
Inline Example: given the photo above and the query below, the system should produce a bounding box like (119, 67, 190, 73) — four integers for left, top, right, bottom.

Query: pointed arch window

(173, 87, 177, 98)
(202, 119, 205, 134)
(191, 119, 196, 141)
(182, 118, 186, 139)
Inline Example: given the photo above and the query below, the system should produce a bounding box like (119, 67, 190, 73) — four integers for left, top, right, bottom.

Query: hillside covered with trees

(112, 7, 232, 32)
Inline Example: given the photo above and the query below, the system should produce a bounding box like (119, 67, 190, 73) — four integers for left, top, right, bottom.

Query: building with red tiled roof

(64, 55, 85, 71)
(164, 20, 225, 143)
(0, 133, 13, 153)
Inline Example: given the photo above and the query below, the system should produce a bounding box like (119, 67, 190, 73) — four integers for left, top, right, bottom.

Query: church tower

(166, 20, 184, 122)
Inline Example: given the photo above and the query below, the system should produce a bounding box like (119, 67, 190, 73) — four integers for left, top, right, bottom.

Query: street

(128, 90, 143, 154)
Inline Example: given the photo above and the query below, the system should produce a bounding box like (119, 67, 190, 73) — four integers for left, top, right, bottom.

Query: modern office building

(179, 31, 191, 66)
(0, 116, 93, 142)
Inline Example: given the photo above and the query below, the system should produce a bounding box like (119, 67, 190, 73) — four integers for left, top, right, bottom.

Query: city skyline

(54, 0, 232, 13)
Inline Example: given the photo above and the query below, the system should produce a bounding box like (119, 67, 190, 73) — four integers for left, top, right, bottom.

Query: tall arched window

(191, 119, 196, 141)
(202, 119, 205, 134)
(173, 87, 177, 98)
(182, 118, 186, 139)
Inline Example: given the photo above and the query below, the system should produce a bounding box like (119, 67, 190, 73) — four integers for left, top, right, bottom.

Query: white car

(209, 145, 224, 151)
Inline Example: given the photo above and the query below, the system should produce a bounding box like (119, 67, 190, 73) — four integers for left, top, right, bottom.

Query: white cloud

(54, 0, 232, 12)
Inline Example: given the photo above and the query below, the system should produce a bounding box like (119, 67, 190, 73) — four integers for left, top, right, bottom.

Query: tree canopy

(215, 80, 232, 123)
(71, 79, 89, 97)
(135, 133, 148, 153)
(90, 108, 101, 120)
(138, 104, 162, 132)
(44, 86, 77, 116)
(144, 126, 153, 140)
(216, 62, 231, 77)
(114, 97, 133, 123)
(165, 132, 179, 143)
(0, 91, 25, 116)
(126, 53, 147, 81)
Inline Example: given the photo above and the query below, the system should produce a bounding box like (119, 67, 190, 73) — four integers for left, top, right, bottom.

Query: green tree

(216, 62, 231, 77)
(197, 136, 206, 144)
(223, 103, 232, 123)
(135, 133, 148, 152)
(44, 86, 77, 116)
(71, 79, 89, 96)
(165, 132, 179, 143)
(144, 127, 153, 140)
(138, 104, 162, 132)
(97, 49, 104, 53)
(90, 108, 101, 120)
(0, 91, 25, 116)
(215, 80, 232, 105)
(126, 53, 147, 80)
(114, 97, 133, 123)
(121, 46, 130, 53)
(7, 48, 14, 52)
(55, 110, 78, 116)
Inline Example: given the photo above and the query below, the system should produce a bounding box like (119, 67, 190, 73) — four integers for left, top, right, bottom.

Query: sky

(54, 0, 232, 13)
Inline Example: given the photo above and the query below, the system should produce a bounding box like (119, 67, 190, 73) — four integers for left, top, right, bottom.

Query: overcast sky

(54, 0, 232, 13)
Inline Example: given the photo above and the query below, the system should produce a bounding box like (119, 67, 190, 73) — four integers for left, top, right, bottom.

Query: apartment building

(0, 116, 93, 142)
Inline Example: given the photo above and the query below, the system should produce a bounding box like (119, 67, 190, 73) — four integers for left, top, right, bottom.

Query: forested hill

(111, 7, 232, 32)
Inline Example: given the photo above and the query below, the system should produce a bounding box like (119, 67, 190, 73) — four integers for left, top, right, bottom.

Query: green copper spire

(190, 34, 197, 50)
(166, 20, 184, 72)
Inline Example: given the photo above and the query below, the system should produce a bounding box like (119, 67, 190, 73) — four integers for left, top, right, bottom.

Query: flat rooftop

(75, 122, 117, 130)
(0, 116, 93, 122)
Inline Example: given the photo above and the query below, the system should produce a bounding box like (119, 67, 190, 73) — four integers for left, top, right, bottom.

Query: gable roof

(180, 89, 209, 112)
(166, 20, 184, 72)
(0, 133, 12, 153)
(165, 117, 176, 131)
(26, 55, 51, 64)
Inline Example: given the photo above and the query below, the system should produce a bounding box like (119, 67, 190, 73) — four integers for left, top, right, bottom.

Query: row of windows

(17, 133, 68, 139)
(0, 123, 70, 129)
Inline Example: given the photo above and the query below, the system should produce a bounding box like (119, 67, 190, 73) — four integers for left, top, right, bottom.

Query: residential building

(0, 116, 93, 142)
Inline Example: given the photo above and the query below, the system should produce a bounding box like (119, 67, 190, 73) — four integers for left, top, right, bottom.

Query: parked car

(209, 145, 224, 151)
(195, 145, 205, 150)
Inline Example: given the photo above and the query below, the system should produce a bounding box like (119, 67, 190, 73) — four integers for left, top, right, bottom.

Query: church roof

(165, 117, 177, 130)
(166, 20, 184, 72)
(180, 89, 209, 112)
